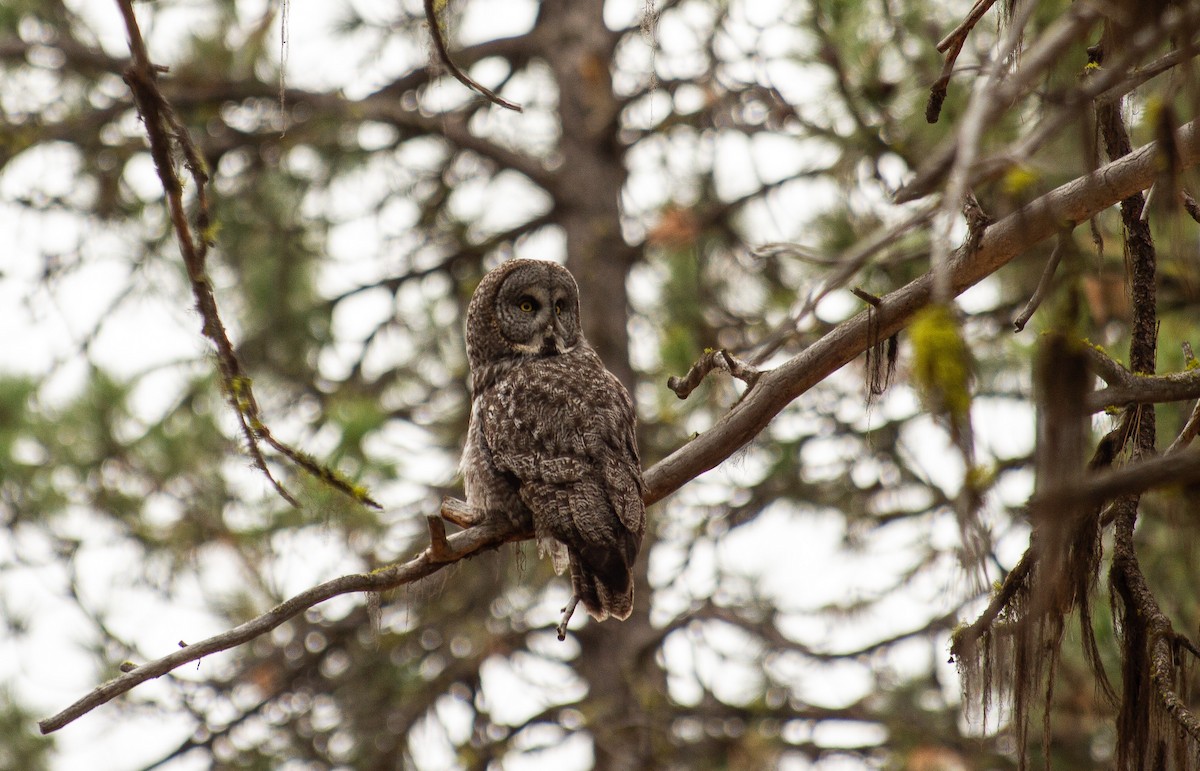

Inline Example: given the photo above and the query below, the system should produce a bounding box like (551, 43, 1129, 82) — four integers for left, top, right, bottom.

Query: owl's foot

(439, 496, 481, 528)
(555, 596, 580, 641)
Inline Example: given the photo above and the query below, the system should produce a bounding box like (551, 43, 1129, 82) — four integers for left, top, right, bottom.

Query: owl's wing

(479, 365, 645, 619)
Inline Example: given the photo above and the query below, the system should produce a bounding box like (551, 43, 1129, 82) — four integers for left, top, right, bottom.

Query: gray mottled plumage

(461, 258, 645, 621)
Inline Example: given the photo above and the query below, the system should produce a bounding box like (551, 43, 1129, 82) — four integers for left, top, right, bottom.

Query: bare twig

(851, 287, 881, 305)
(423, 0, 523, 112)
(927, 0, 999, 123)
(1013, 231, 1070, 333)
(1138, 181, 1157, 223)
(749, 202, 938, 364)
(1183, 190, 1200, 223)
(667, 349, 762, 399)
(1166, 399, 1200, 455)
(1166, 343, 1200, 454)
(556, 596, 580, 641)
(936, 0, 1001, 53)
(425, 515, 455, 561)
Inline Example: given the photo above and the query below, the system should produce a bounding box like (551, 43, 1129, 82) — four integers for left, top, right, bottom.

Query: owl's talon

(439, 497, 480, 528)
(556, 596, 580, 641)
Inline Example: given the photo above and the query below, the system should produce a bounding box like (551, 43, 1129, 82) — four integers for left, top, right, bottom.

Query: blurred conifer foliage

(3, 0, 1200, 767)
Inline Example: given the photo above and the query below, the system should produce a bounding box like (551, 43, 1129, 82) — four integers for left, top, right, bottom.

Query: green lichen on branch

(910, 304, 973, 435)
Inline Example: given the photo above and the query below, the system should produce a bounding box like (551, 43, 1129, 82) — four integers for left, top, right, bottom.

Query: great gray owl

(461, 258, 645, 622)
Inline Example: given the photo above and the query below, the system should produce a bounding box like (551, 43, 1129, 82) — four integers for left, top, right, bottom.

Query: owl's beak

(540, 335, 559, 356)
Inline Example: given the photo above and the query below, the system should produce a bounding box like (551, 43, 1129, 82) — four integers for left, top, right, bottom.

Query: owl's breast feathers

(474, 345, 645, 620)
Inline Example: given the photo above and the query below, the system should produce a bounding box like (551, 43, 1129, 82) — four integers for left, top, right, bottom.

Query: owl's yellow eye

(554, 301, 562, 315)
(518, 299, 535, 313)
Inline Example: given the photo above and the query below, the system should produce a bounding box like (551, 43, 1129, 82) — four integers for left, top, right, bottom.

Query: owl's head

(466, 259, 584, 373)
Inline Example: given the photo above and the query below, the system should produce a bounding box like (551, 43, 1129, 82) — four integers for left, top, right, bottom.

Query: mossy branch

(116, 0, 379, 510)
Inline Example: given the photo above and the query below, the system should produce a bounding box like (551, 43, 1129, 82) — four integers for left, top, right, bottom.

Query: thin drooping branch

(38, 97, 1200, 742)
(930, 0, 1042, 302)
(927, 0, 998, 123)
(116, 0, 379, 510)
(899, 3, 1200, 204)
(423, 0, 523, 112)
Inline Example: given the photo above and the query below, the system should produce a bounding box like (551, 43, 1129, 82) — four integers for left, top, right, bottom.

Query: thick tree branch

(1084, 343, 1200, 415)
(1030, 446, 1200, 513)
(646, 115, 1200, 505)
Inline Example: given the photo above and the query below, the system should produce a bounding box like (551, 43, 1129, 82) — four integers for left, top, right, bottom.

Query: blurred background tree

(2, 0, 1200, 768)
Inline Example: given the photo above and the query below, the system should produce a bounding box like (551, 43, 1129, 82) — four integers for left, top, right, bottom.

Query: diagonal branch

(38, 497, 530, 734)
(646, 115, 1200, 505)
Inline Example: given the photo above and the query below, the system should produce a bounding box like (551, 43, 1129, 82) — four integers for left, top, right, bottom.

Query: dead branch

(116, 0, 379, 510)
(927, 0, 999, 123)
(423, 0, 523, 112)
(38, 497, 530, 734)
(667, 349, 762, 399)
(1012, 231, 1069, 333)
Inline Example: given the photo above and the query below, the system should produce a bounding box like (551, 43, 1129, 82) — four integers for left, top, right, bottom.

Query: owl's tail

(570, 537, 637, 621)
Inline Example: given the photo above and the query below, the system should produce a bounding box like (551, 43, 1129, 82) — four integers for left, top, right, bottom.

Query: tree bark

(540, 0, 638, 392)
(538, 2, 662, 768)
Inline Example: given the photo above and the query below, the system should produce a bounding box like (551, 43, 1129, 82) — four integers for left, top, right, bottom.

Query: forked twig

(667, 349, 762, 399)
(927, 0, 1000, 123)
